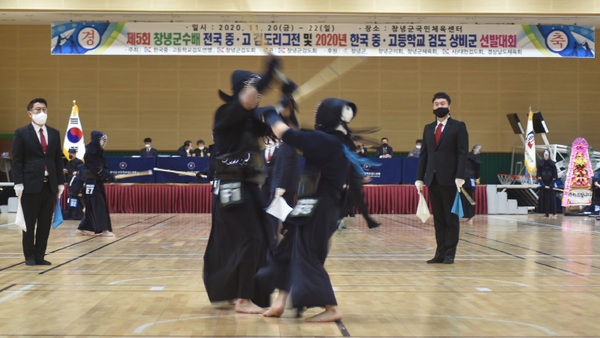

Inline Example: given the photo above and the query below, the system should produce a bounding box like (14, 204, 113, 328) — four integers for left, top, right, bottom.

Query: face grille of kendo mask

(100, 134, 108, 148)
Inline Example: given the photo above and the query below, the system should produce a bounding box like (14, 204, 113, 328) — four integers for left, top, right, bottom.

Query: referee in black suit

(415, 92, 468, 264)
(12, 98, 65, 266)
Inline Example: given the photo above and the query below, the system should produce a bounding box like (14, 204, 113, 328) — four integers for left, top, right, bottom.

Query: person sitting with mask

(407, 139, 423, 158)
(192, 140, 209, 157)
(376, 137, 393, 158)
(141, 138, 158, 157)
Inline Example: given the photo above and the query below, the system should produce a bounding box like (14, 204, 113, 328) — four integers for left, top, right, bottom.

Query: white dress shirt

(435, 116, 449, 134)
(31, 122, 49, 176)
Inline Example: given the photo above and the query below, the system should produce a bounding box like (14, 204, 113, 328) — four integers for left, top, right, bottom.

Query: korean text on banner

(51, 23, 594, 58)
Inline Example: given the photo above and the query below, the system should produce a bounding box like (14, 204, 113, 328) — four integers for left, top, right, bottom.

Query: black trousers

(21, 181, 55, 262)
(428, 175, 460, 260)
(461, 183, 476, 219)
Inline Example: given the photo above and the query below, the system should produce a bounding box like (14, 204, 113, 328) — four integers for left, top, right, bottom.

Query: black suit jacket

(140, 147, 158, 157)
(270, 143, 300, 193)
(416, 117, 468, 186)
(376, 145, 393, 157)
(177, 146, 191, 157)
(12, 124, 65, 194)
(193, 148, 209, 157)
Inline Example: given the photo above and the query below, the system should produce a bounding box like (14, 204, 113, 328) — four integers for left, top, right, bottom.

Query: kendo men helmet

(314, 98, 357, 134)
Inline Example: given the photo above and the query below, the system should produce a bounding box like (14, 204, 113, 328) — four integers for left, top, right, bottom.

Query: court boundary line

(460, 238, 586, 277)
(464, 231, 600, 271)
(38, 215, 179, 275)
(0, 284, 16, 292)
(0, 284, 33, 304)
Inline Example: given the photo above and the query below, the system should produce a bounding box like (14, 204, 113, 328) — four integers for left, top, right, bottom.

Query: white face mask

(416, 145, 421, 149)
(145, 144, 151, 149)
(544, 152, 550, 160)
(341, 105, 354, 123)
(31, 112, 47, 125)
(199, 146, 204, 150)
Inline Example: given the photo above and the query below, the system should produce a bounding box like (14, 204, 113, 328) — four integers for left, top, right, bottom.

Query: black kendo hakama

(461, 151, 481, 220)
(262, 98, 352, 309)
(255, 114, 301, 296)
(82, 131, 113, 234)
(537, 159, 558, 216)
(284, 129, 349, 308)
(63, 163, 85, 220)
(202, 70, 274, 308)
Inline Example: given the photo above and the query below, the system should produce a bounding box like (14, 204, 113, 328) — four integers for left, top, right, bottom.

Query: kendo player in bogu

(256, 96, 363, 322)
(537, 149, 558, 218)
(202, 57, 280, 314)
(81, 131, 116, 237)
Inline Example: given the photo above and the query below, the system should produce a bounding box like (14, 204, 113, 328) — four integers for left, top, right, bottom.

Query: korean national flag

(63, 101, 85, 160)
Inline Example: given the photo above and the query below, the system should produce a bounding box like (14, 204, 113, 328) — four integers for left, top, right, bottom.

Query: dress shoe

(25, 259, 36, 266)
(443, 258, 454, 264)
(426, 257, 444, 264)
(36, 260, 51, 266)
(367, 221, 381, 229)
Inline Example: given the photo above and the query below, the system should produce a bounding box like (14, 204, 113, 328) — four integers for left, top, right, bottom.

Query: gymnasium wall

(1, 25, 600, 154)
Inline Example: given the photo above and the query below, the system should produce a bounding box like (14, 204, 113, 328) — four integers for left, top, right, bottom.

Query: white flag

(524, 108, 537, 175)
(63, 100, 85, 160)
(416, 192, 431, 223)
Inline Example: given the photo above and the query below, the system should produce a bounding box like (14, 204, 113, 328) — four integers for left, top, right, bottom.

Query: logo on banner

(187, 162, 196, 170)
(78, 27, 101, 50)
(526, 131, 535, 149)
(67, 127, 83, 143)
(119, 162, 127, 169)
(546, 30, 569, 52)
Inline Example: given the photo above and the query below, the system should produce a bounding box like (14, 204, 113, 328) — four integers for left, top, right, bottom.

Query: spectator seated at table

(140, 137, 158, 157)
(177, 140, 193, 157)
(407, 139, 422, 159)
(376, 137, 393, 158)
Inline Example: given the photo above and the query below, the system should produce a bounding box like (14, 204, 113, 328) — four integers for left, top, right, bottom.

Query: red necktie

(267, 149, 272, 162)
(147, 148, 150, 154)
(40, 129, 48, 172)
(435, 123, 443, 145)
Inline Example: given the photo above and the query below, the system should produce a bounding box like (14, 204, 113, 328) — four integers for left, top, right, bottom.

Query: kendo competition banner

(52, 22, 594, 57)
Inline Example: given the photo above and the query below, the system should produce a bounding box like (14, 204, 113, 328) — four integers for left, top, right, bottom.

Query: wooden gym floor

(1, 212, 600, 337)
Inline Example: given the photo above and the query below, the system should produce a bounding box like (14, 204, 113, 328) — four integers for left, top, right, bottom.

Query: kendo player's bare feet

(305, 305, 342, 322)
(235, 299, 265, 314)
(102, 231, 115, 237)
(264, 291, 288, 317)
(75, 229, 93, 236)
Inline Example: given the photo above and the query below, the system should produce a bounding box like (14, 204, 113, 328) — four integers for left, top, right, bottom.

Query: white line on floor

(0, 284, 33, 304)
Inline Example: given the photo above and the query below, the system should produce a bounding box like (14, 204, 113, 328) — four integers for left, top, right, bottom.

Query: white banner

(51, 22, 595, 58)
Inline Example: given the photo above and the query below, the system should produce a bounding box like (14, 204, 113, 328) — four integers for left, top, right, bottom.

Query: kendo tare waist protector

(214, 151, 265, 186)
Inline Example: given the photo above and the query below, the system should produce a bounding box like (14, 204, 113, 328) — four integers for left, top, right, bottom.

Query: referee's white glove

(14, 184, 24, 197)
(415, 180, 424, 193)
(455, 178, 465, 191)
(58, 184, 65, 196)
